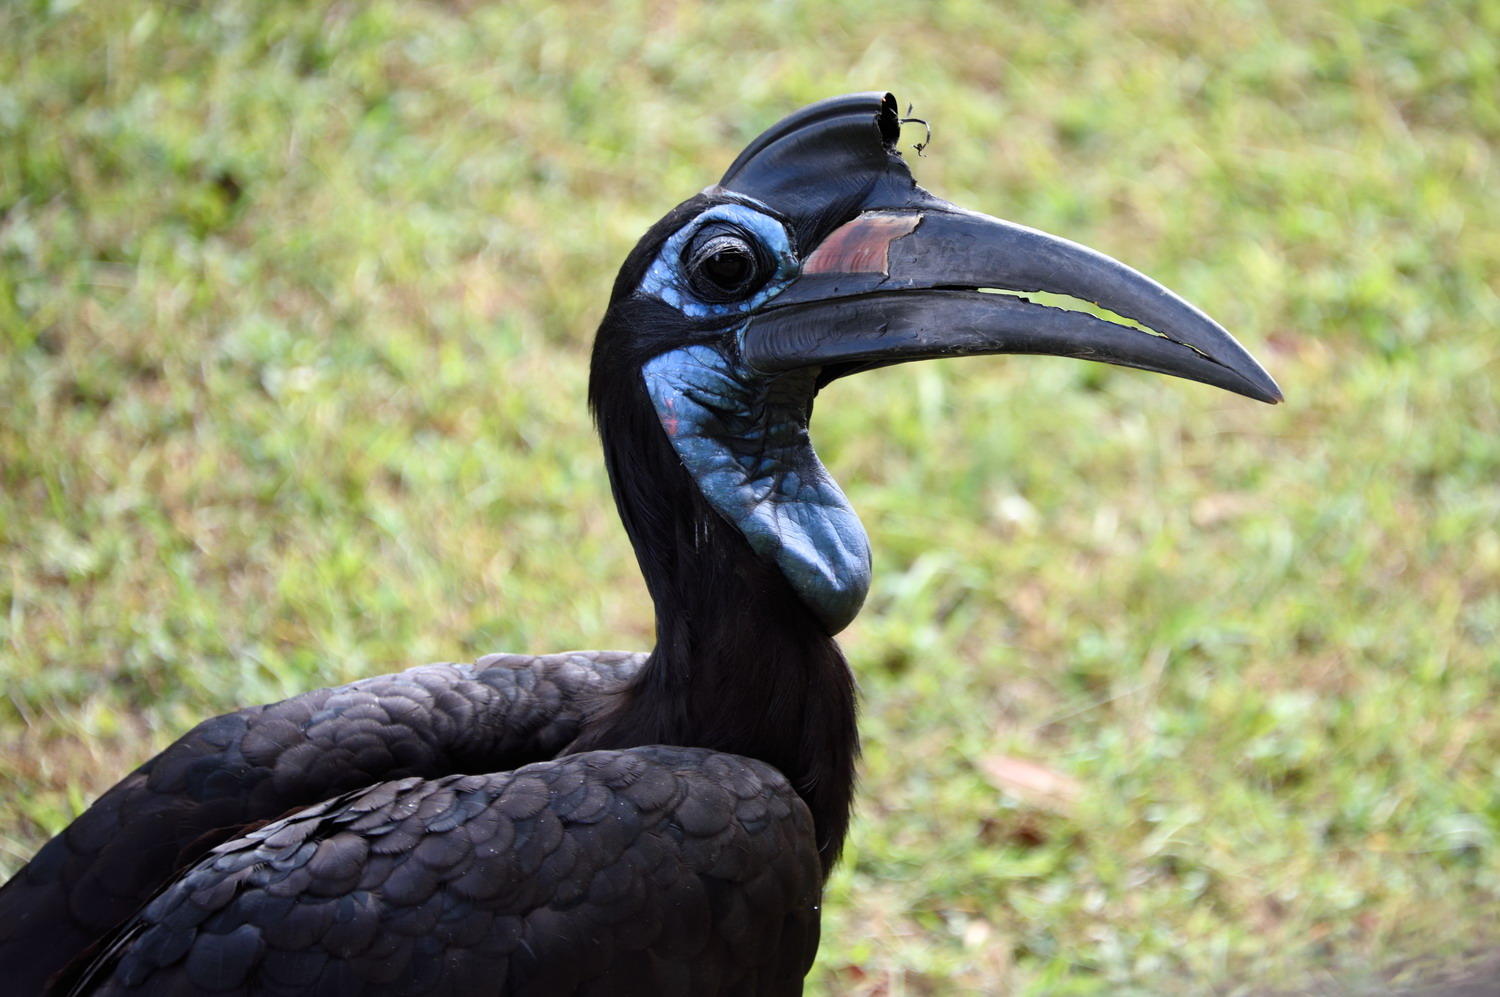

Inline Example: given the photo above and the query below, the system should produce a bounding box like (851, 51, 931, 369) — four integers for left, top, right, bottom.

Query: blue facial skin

(636, 202, 801, 317)
(638, 200, 872, 634)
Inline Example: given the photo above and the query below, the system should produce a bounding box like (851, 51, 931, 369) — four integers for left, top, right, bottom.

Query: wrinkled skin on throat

(641, 343, 870, 634)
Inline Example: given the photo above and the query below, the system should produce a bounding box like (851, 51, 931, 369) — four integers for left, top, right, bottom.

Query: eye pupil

(704, 248, 751, 287)
(684, 226, 771, 303)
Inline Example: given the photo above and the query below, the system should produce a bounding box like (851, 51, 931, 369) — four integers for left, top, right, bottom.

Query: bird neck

(580, 371, 859, 873)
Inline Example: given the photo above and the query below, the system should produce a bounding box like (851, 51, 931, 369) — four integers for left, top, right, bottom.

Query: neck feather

(579, 357, 860, 871)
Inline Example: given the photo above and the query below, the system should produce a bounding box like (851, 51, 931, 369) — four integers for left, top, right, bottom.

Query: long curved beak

(740, 205, 1283, 404)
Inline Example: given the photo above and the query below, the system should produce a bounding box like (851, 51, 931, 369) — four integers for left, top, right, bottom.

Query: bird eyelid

(637, 202, 800, 318)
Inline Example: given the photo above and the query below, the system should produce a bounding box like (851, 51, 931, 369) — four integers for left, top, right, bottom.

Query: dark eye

(701, 243, 753, 287)
(684, 224, 771, 303)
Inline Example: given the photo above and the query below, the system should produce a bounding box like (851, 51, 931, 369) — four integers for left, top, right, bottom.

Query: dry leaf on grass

(977, 754, 1083, 814)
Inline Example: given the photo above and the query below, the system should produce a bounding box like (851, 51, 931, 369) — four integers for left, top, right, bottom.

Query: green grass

(2, 1, 1497, 992)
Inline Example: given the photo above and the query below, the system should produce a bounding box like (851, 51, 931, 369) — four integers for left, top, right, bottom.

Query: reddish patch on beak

(802, 212, 922, 276)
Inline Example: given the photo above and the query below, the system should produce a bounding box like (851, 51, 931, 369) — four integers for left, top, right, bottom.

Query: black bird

(0, 92, 1280, 995)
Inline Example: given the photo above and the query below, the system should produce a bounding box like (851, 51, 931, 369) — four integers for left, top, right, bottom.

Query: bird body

(2, 653, 646, 994)
(69, 746, 820, 996)
(0, 92, 1278, 994)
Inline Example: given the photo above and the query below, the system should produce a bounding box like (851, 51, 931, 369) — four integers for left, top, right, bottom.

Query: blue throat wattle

(642, 343, 871, 634)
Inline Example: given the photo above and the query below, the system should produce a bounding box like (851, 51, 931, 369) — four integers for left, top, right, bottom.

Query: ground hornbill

(0, 92, 1279, 995)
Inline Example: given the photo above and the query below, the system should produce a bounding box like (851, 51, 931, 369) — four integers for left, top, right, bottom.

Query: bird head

(592, 92, 1280, 636)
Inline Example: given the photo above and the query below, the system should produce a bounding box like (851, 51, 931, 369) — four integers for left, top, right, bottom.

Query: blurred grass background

(2, 0, 1496, 993)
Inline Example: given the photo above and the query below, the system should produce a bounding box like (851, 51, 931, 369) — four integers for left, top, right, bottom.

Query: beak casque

(721, 92, 1283, 404)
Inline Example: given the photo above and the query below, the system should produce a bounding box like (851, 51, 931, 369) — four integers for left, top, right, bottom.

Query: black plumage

(2, 653, 646, 994)
(0, 92, 1278, 995)
(60, 748, 820, 996)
